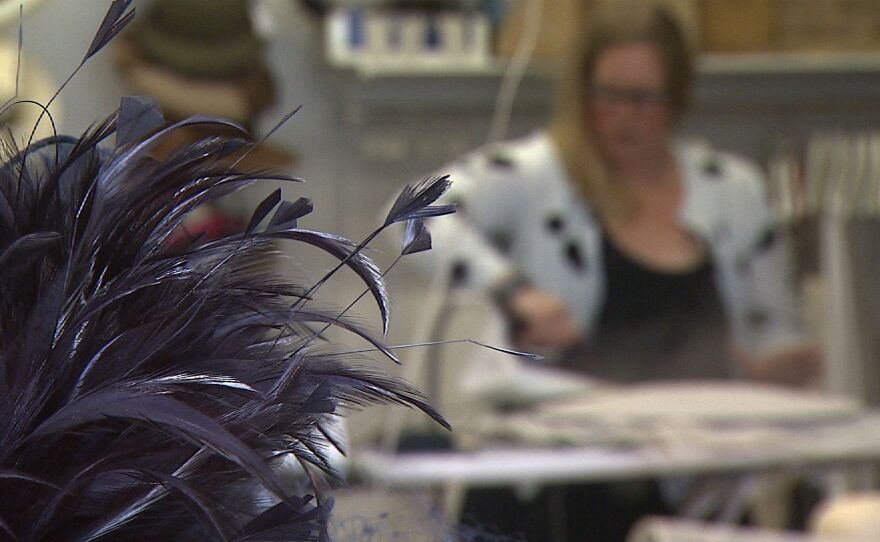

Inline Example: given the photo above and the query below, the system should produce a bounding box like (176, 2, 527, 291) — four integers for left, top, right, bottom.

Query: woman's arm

(410, 143, 583, 350)
(726, 160, 824, 388)
(732, 342, 823, 388)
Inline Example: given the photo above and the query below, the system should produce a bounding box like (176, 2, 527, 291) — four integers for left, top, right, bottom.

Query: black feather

(269, 197, 313, 229)
(84, 0, 135, 62)
(268, 228, 391, 336)
(384, 175, 455, 225)
(236, 497, 326, 541)
(401, 218, 431, 255)
(0, 230, 60, 267)
(116, 96, 164, 148)
(246, 188, 282, 234)
(0, 5, 455, 540)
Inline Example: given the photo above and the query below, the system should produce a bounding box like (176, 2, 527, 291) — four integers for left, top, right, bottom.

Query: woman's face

(587, 42, 674, 167)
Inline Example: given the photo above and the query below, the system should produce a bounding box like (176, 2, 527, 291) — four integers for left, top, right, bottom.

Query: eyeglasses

(589, 83, 669, 107)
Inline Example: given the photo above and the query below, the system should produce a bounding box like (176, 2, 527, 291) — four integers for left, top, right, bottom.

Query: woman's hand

(733, 343, 824, 389)
(506, 288, 583, 350)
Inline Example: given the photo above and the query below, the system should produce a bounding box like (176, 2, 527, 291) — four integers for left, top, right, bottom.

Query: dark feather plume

(269, 197, 313, 229)
(384, 175, 456, 226)
(0, 4, 452, 540)
(84, 0, 135, 62)
(401, 218, 431, 256)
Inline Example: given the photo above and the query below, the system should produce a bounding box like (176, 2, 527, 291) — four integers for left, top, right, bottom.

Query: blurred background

(8, 0, 880, 444)
(7, 1, 880, 538)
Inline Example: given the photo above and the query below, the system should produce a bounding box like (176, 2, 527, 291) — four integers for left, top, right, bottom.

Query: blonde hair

(548, 0, 694, 220)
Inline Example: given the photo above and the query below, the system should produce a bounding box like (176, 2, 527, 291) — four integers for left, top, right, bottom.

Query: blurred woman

(421, 1, 822, 539)
(426, 0, 820, 387)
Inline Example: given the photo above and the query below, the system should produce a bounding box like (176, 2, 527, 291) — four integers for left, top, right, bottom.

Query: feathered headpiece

(0, 2, 454, 540)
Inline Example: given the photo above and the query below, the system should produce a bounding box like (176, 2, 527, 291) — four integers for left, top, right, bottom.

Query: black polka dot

(703, 158, 722, 177)
(755, 228, 778, 254)
(545, 214, 565, 234)
(450, 260, 469, 287)
(488, 231, 512, 254)
(748, 309, 769, 329)
(565, 240, 586, 272)
(488, 153, 514, 169)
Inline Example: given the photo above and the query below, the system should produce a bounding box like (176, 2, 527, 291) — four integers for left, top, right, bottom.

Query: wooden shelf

(700, 51, 880, 75)
(331, 51, 880, 117)
(335, 51, 880, 79)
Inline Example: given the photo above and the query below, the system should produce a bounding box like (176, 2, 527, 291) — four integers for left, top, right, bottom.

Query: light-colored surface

(454, 381, 860, 451)
(810, 493, 880, 541)
(627, 517, 860, 542)
(329, 488, 447, 541)
(354, 392, 880, 487)
(537, 381, 859, 425)
(460, 354, 603, 408)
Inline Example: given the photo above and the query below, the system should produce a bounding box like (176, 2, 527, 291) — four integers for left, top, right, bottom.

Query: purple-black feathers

(0, 4, 452, 541)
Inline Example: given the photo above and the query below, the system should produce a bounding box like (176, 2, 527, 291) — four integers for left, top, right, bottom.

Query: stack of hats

(117, 0, 275, 128)
(114, 0, 293, 241)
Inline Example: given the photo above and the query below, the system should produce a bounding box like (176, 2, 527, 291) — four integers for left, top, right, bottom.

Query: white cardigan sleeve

(725, 158, 806, 356)
(410, 150, 530, 291)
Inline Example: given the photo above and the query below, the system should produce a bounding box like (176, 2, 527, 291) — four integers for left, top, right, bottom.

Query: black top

(562, 231, 731, 382)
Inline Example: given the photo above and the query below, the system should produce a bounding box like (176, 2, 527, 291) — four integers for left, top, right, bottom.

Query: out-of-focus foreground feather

(0, 4, 450, 541)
